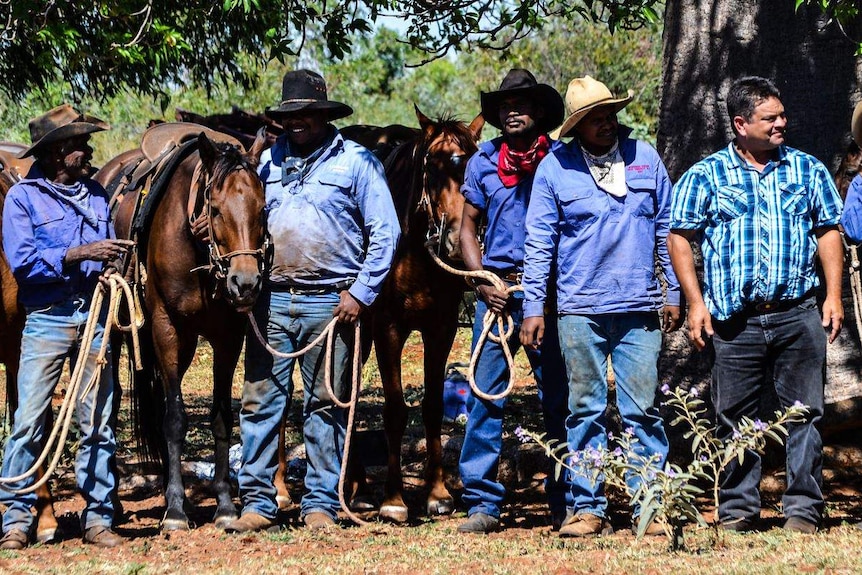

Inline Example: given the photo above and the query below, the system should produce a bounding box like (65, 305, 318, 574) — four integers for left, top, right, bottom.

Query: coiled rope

(0, 274, 142, 494)
(843, 234, 862, 343)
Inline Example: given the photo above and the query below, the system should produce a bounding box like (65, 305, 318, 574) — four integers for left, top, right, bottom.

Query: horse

(0, 143, 61, 543)
(364, 107, 484, 523)
(834, 141, 862, 202)
(104, 126, 267, 531)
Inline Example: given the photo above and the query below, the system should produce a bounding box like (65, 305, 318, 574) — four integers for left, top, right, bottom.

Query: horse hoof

(349, 494, 377, 512)
(36, 528, 57, 544)
(214, 514, 240, 530)
(379, 505, 409, 523)
(276, 495, 293, 510)
(161, 516, 191, 532)
(427, 498, 454, 516)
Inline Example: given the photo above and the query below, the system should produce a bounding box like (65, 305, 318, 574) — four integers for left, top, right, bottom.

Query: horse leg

(152, 311, 197, 531)
(209, 334, 243, 528)
(376, 323, 410, 523)
(421, 321, 458, 516)
(274, 416, 292, 510)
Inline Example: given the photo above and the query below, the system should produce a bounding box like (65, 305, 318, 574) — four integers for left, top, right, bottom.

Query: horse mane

(207, 141, 257, 190)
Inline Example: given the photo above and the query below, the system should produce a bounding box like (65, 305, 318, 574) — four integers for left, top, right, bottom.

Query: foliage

(0, 1, 664, 102)
(522, 386, 809, 551)
(796, 1, 862, 53)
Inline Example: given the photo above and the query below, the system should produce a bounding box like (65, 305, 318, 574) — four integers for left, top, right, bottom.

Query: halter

(188, 161, 271, 282)
(414, 137, 467, 256)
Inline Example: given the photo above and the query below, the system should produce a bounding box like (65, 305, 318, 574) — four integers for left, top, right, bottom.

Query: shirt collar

(726, 141, 788, 170)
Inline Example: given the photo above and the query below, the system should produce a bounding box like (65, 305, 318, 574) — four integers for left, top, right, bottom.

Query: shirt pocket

(779, 183, 809, 216)
(314, 173, 355, 215)
(627, 176, 657, 218)
(32, 211, 68, 248)
(716, 185, 750, 221)
(557, 185, 600, 227)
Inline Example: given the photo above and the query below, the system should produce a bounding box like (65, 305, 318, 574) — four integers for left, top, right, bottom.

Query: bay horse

(106, 127, 267, 531)
(367, 107, 484, 522)
(0, 144, 60, 543)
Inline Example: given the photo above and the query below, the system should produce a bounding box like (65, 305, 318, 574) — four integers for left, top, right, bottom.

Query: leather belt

(270, 279, 352, 295)
(744, 294, 811, 315)
(499, 271, 523, 284)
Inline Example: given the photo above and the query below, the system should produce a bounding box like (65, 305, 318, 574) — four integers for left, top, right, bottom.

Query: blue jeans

(711, 299, 826, 524)
(239, 289, 352, 520)
(557, 312, 667, 519)
(459, 293, 571, 519)
(0, 295, 117, 533)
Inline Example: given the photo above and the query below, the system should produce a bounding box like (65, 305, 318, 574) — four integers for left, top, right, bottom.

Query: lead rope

(843, 233, 862, 345)
(423, 239, 521, 401)
(246, 313, 367, 526)
(0, 274, 142, 494)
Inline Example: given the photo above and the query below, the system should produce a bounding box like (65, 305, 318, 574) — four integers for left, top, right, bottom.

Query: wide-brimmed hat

(266, 69, 353, 120)
(19, 104, 109, 159)
(480, 69, 564, 134)
(852, 101, 862, 148)
(555, 76, 633, 139)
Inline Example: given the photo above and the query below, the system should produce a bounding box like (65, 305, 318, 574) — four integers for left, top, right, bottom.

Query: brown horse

(834, 141, 862, 201)
(0, 144, 61, 543)
(367, 107, 484, 522)
(107, 127, 267, 531)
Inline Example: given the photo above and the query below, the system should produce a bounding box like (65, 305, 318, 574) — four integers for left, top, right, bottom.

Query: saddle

(0, 143, 34, 181)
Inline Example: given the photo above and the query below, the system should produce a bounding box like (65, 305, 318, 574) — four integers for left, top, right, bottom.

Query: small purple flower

(661, 383, 671, 395)
(732, 430, 742, 441)
(514, 426, 533, 444)
(792, 400, 805, 409)
(625, 427, 635, 436)
(699, 455, 708, 462)
(613, 447, 623, 456)
(688, 387, 700, 398)
(667, 468, 677, 478)
(753, 419, 768, 432)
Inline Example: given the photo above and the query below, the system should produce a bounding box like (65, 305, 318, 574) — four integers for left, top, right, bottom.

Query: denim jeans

(711, 299, 826, 524)
(239, 289, 353, 520)
(0, 295, 117, 533)
(557, 312, 667, 518)
(459, 292, 571, 519)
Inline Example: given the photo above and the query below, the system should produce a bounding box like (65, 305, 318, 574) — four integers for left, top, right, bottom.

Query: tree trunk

(658, 0, 862, 433)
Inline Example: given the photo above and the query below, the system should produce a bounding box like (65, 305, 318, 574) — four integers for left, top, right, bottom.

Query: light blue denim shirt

(841, 173, 862, 243)
(522, 128, 680, 318)
(258, 130, 400, 307)
(2, 172, 113, 308)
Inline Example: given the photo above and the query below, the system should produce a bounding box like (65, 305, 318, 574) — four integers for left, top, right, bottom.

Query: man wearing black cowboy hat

(457, 68, 570, 534)
(224, 69, 399, 533)
(0, 104, 133, 549)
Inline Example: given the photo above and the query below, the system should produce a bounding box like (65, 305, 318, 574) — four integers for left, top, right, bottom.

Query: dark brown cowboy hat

(266, 69, 353, 121)
(480, 69, 565, 134)
(19, 104, 109, 159)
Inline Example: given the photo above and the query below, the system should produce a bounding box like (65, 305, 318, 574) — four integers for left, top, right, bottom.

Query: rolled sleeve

(461, 153, 488, 210)
(810, 163, 843, 229)
(670, 167, 710, 231)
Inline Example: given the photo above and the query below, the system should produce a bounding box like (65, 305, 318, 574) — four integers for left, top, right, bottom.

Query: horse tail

(129, 322, 166, 469)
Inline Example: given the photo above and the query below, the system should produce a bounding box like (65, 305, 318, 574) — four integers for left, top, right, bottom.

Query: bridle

(188, 161, 271, 282)
(413, 136, 468, 256)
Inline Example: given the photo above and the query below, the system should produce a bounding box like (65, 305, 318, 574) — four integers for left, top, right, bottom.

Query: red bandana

(497, 134, 550, 187)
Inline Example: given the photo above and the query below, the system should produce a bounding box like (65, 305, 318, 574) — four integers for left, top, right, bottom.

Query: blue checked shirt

(671, 143, 843, 321)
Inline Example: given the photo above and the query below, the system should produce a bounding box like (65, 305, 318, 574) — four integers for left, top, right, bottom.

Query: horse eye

(450, 154, 466, 167)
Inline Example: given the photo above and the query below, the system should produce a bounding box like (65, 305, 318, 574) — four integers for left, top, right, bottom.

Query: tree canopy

(0, 0, 662, 102)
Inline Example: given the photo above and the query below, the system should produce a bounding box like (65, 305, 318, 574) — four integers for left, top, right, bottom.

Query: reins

(843, 232, 862, 345)
(246, 312, 367, 526)
(0, 274, 142, 494)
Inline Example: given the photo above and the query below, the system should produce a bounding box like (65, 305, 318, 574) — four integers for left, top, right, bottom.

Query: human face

(279, 110, 329, 155)
(498, 95, 542, 140)
(573, 105, 618, 154)
(734, 96, 786, 152)
(50, 135, 93, 181)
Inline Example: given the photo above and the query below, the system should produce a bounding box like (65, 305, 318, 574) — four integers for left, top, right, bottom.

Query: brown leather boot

(0, 529, 29, 550)
(558, 513, 613, 538)
(82, 525, 124, 548)
(222, 512, 277, 533)
(303, 512, 336, 530)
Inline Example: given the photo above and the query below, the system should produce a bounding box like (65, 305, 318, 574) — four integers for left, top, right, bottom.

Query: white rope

(843, 233, 862, 345)
(0, 274, 142, 494)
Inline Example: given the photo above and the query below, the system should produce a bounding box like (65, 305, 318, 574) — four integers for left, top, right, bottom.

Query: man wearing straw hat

(457, 69, 570, 534)
(840, 102, 862, 241)
(669, 76, 843, 534)
(520, 76, 680, 537)
(0, 104, 133, 549)
(223, 69, 399, 533)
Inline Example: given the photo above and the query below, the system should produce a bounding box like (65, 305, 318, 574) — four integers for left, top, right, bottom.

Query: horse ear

(468, 113, 485, 141)
(198, 132, 217, 172)
(247, 127, 266, 165)
(414, 104, 435, 135)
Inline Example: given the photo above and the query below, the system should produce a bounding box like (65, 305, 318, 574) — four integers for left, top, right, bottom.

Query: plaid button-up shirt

(671, 143, 842, 321)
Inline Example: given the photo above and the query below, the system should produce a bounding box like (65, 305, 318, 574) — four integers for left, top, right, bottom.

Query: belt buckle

(754, 301, 778, 313)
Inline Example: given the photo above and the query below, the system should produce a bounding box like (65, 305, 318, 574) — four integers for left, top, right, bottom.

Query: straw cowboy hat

(480, 68, 565, 134)
(852, 101, 862, 148)
(19, 104, 109, 159)
(554, 76, 634, 139)
(266, 69, 353, 121)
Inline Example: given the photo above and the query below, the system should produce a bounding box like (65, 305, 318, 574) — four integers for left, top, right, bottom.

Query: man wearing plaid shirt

(668, 76, 844, 534)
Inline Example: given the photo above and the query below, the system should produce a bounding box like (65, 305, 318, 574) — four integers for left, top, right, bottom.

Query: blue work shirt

(2, 170, 113, 308)
(672, 143, 842, 321)
(461, 138, 532, 274)
(258, 130, 400, 307)
(841, 173, 862, 242)
(523, 128, 680, 318)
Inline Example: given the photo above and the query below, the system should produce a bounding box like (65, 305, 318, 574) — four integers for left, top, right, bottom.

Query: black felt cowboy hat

(480, 69, 565, 134)
(19, 104, 109, 159)
(266, 69, 353, 120)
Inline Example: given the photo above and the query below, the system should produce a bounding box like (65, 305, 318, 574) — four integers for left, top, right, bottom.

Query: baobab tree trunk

(657, 0, 862, 434)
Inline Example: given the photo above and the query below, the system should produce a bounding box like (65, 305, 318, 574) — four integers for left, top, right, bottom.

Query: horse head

(835, 141, 862, 202)
(414, 105, 484, 261)
(197, 129, 267, 312)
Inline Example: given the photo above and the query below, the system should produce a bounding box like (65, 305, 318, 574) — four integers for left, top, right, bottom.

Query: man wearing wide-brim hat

(457, 68, 571, 534)
(839, 101, 862, 242)
(519, 76, 681, 538)
(0, 104, 133, 549)
(224, 69, 400, 533)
